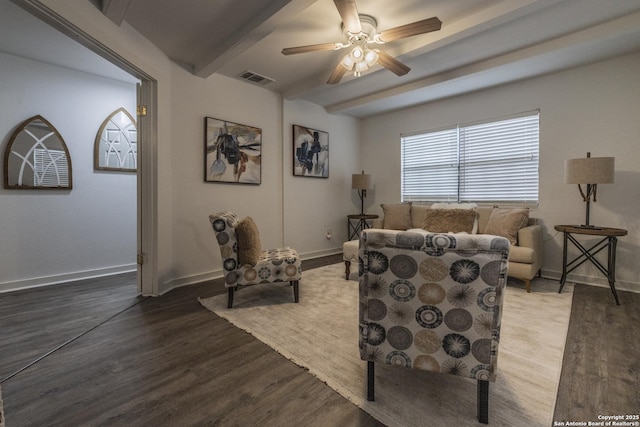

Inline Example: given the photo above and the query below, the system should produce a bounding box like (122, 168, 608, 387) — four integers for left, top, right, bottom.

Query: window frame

(401, 110, 539, 207)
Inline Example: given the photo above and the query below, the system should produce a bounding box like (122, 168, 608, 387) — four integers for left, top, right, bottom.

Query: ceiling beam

(193, 0, 316, 78)
(100, 0, 132, 26)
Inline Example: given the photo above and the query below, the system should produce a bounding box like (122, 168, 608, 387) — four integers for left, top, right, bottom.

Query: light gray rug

(200, 263, 573, 426)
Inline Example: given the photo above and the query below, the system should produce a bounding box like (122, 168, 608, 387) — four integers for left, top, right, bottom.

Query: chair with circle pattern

(358, 228, 510, 424)
(210, 211, 302, 308)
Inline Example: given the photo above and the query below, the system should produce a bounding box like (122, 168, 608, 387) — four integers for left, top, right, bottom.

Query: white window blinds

(401, 111, 539, 204)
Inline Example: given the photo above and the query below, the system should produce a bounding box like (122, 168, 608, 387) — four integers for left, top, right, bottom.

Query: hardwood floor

(1, 255, 384, 426)
(553, 284, 640, 422)
(0, 274, 143, 382)
(1, 256, 638, 426)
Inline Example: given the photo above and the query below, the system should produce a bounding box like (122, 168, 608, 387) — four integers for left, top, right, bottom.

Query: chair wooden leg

(292, 280, 299, 303)
(477, 380, 489, 424)
(345, 261, 351, 280)
(524, 278, 531, 293)
(367, 361, 375, 401)
(227, 287, 234, 309)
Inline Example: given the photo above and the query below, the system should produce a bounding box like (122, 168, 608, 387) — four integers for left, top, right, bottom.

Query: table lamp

(564, 152, 614, 227)
(352, 171, 374, 215)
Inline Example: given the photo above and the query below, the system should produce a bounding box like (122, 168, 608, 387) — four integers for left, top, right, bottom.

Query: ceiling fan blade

(378, 17, 442, 42)
(376, 51, 410, 76)
(327, 63, 346, 84)
(282, 43, 342, 55)
(333, 0, 361, 34)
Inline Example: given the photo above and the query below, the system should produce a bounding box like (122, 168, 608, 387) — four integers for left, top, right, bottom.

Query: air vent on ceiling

(237, 70, 275, 86)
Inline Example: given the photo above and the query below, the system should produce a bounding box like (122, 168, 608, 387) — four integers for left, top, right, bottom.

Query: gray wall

(361, 52, 640, 292)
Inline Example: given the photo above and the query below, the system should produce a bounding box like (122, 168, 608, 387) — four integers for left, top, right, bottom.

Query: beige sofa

(353, 204, 543, 292)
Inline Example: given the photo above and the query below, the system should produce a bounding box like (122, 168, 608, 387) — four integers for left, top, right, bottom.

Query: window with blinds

(401, 111, 539, 205)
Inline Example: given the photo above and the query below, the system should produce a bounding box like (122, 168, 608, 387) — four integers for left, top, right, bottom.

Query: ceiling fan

(281, 0, 442, 84)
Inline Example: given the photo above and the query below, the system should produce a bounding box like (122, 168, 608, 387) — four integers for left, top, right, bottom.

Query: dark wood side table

(347, 214, 378, 240)
(554, 224, 627, 305)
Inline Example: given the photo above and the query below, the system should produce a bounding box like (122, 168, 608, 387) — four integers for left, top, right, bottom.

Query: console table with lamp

(343, 172, 377, 278)
(347, 171, 377, 240)
(557, 152, 626, 305)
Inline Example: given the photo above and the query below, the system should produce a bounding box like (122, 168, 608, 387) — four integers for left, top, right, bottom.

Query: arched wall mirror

(3, 115, 72, 189)
(94, 108, 137, 172)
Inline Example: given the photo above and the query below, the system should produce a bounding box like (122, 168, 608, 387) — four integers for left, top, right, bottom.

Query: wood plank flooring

(0, 274, 143, 382)
(553, 284, 640, 422)
(1, 256, 638, 426)
(2, 256, 384, 426)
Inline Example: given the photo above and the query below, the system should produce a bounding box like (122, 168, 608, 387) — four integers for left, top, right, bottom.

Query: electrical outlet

(325, 228, 332, 239)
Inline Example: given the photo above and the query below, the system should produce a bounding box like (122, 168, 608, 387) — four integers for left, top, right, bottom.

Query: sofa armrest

(517, 224, 543, 269)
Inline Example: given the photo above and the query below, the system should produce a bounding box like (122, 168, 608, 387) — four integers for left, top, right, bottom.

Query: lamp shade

(565, 156, 614, 184)
(352, 173, 374, 190)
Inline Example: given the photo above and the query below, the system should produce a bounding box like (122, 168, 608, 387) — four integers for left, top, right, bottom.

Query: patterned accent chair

(358, 229, 510, 424)
(210, 211, 302, 308)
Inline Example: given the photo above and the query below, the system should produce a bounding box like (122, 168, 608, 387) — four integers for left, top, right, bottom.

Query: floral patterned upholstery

(210, 211, 302, 308)
(358, 229, 510, 424)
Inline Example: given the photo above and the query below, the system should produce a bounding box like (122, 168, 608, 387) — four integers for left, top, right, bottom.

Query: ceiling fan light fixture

(341, 45, 377, 76)
(340, 54, 355, 70)
(283, 2, 442, 85)
(355, 60, 369, 73)
(350, 45, 364, 60)
(364, 49, 378, 66)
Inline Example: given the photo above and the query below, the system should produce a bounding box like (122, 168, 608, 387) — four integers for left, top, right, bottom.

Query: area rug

(199, 263, 573, 426)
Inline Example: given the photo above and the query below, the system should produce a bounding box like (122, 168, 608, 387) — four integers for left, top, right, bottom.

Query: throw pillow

(431, 202, 479, 233)
(381, 203, 412, 230)
(484, 208, 530, 245)
(236, 216, 262, 265)
(422, 208, 477, 233)
(410, 205, 430, 228)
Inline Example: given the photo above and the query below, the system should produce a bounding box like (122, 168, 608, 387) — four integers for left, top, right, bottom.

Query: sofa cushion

(422, 208, 477, 233)
(381, 203, 412, 230)
(236, 216, 262, 265)
(484, 208, 529, 245)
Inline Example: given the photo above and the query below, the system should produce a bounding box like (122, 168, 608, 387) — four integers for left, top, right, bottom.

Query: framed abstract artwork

(292, 125, 329, 178)
(205, 117, 261, 184)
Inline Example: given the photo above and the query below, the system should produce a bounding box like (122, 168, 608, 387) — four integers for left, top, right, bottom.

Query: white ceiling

(0, 0, 138, 84)
(4, 0, 640, 118)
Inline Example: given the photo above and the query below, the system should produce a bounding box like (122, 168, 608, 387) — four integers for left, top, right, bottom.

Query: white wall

(361, 52, 640, 292)
(27, 1, 639, 296)
(32, 0, 362, 294)
(167, 67, 285, 288)
(0, 52, 137, 291)
(283, 99, 361, 255)
(165, 73, 362, 289)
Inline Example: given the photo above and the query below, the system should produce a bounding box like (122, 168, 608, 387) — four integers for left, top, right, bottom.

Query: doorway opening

(9, 0, 158, 296)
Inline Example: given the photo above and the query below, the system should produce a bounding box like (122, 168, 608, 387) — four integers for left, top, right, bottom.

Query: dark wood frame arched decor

(3, 115, 73, 189)
(94, 107, 137, 172)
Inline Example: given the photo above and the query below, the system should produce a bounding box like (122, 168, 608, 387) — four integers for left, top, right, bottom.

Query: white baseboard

(541, 269, 640, 294)
(0, 264, 137, 294)
(300, 247, 343, 260)
(158, 269, 224, 296)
